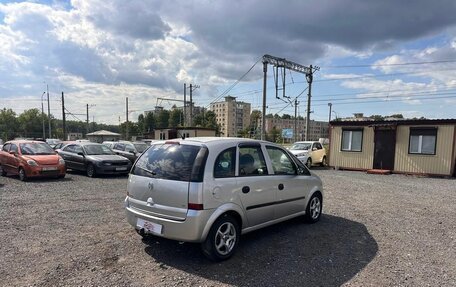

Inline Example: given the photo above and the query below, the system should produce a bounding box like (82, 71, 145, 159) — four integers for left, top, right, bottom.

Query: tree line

(0, 107, 220, 141)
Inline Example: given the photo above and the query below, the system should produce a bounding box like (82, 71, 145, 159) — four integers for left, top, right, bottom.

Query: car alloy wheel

(201, 214, 240, 261)
(321, 156, 327, 167)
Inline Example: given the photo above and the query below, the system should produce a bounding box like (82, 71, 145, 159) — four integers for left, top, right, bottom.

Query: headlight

(59, 157, 65, 165)
(27, 159, 38, 166)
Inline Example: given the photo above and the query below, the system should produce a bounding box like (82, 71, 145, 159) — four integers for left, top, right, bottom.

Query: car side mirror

(129, 150, 135, 154)
(9, 151, 16, 156)
(77, 152, 85, 157)
(312, 147, 317, 151)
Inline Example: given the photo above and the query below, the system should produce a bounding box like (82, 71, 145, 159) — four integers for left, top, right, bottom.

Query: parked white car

(288, 141, 327, 168)
(125, 137, 323, 261)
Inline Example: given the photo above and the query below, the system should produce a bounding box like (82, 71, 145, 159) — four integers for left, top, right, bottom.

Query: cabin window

(409, 128, 437, 155)
(341, 129, 363, 152)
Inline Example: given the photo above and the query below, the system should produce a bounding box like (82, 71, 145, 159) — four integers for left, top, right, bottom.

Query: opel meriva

(125, 137, 323, 261)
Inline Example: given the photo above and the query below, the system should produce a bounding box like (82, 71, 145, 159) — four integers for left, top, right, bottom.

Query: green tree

(156, 110, 170, 128)
(282, 114, 292, 119)
(0, 108, 19, 140)
(18, 109, 43, 138)
(137, 114, 145, 133)
(169, 109, 183, 128)
(144, 112, 156, 132)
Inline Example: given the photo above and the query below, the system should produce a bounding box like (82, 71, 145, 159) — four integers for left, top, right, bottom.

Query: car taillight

(188, 203, 204, 210)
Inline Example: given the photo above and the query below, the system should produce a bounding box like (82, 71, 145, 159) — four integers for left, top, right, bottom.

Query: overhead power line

(321, 59, 456, 69)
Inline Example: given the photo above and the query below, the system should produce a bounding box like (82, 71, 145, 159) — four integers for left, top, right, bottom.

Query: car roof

(6, 140, 46, 144)
(293, 141, 316, 144)
(152, 137, 275, 148)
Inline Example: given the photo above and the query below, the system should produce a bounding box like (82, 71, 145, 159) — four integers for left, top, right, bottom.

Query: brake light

(188, 203, 204, 210)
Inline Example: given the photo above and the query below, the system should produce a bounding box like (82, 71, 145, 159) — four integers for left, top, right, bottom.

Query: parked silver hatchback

(125, 137, 323, 261)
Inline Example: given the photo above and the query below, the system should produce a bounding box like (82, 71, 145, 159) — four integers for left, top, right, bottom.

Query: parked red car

(0, 140, 66, 181)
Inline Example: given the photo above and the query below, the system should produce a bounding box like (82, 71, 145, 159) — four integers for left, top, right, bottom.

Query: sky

(1, 0, 456, 125)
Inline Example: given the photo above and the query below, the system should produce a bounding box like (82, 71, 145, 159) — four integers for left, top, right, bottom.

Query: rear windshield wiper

(136, 166, 157, 176)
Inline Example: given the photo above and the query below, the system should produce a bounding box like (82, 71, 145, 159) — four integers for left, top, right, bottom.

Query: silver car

(125, 137, 323, 261)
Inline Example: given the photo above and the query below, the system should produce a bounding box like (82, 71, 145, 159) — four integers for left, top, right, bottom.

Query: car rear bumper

(124, 197, 214, 243)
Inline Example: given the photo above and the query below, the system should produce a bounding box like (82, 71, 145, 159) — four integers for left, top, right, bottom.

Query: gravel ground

(0, 169, 455, 287)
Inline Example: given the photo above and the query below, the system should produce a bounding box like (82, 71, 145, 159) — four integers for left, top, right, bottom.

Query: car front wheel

(86, 163, 96, 178)
(18, 167, 27, 181)
(0, 165, 6, 176)
(201, 214, 240, 261)
(321, 156, 327, 167)
(306, 158, 312, 168)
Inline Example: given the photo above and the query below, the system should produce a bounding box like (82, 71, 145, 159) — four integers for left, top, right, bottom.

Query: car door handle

(242, 186, 250, 194)
(278, 183, 284, 190)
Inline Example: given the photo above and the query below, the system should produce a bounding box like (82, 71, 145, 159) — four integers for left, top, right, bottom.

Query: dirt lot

(0, 169, 455, 287)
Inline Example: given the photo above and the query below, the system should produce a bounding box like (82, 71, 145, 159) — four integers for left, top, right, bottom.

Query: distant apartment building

(210, 96, 251, 137)
(264, 117, 329, 141)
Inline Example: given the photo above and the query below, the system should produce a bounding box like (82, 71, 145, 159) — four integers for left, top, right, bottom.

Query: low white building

(86, 130, 121, 143)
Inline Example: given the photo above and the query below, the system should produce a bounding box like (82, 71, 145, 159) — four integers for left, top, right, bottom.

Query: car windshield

(290, 143, 312, 150)
(20, 142, 55, 155)
(133, 143, 148, 153)
(84, 144, 114, 155)
(133, 143, 202, 181)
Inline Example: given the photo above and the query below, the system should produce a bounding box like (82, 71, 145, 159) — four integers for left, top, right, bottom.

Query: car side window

(266, 146, 296, 175)
(63, 145, 75, 153)
(114, 143, 125, 151)
(3, 143, 10, 152)
(74, 145, 84, 154)
(10, 144, 18, 153)
(125, 144, 135, 152)
(238, 146, 268, 176)
(214, 147, 236, 178)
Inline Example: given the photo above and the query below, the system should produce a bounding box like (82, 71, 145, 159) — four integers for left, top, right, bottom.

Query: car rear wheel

(18, 167, 27, 182)
(321, 156, 327, 167)
(304, 193, 322, 223)
(86, 164, 96, 178)
(306, 158, 312, 168)
(201, 214, 240, 262)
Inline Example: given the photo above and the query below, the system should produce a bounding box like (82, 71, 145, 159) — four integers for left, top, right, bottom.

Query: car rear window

(132, 143, 207, 182)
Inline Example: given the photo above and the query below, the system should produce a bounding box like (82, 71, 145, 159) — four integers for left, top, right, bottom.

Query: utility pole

(86, 104, 89, 136)
(47, 84, 51, 138)
(260, 55, 317, 141)
(189, 84, 193, 126)
(328, 103, 332, 123)
(183, 83, 187, 127)
(305, 65, 313, 141)
(294, 99, 299, 143)
(327, 103, 332, 140)
(188, 84, 200, 127)
(41, 92, 45, 140)
(261, 61, 267, 140)
(126, 97, 129, 140)
(62, 92, 66, 141)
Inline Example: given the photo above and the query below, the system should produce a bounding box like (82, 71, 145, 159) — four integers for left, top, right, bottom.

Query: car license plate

(116, 167, 127, 171)
(136, 218, 162, 234)
(42, 167, 58, 171)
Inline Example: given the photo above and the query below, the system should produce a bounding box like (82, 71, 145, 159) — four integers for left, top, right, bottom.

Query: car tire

(58, 174, 66, 179)
(86, 163, 96, 178)
(0, 165, 6, 176)
(306, 158, 312, 168)
(201, 214, 240, 262)
(18, 167, 27, 182)
(321, 156, 327, 167)
(304, 192, 322, 223)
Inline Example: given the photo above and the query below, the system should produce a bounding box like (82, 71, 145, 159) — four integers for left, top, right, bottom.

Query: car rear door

(236, 143, 276, 227)
(127, 143, 204, 221)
